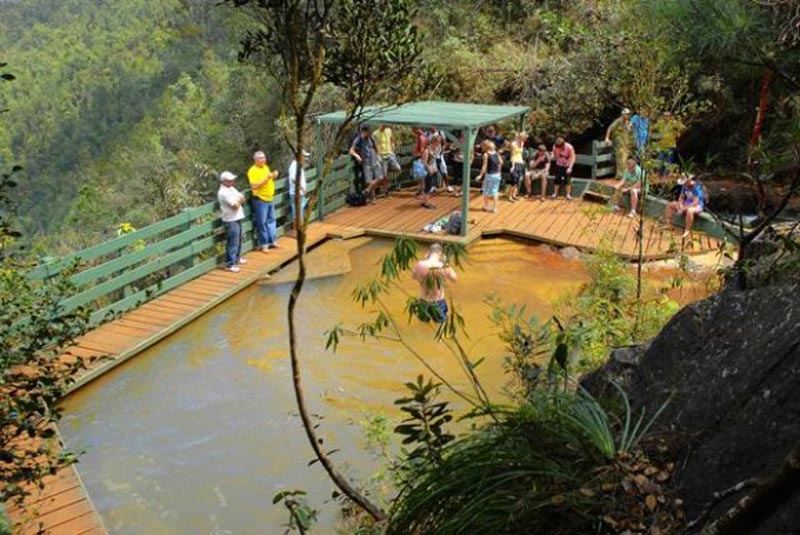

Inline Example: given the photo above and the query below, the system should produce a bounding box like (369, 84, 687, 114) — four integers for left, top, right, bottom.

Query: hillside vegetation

(1, 0, 798, 252)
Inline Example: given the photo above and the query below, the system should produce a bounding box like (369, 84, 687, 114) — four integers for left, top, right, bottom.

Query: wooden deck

(5, 438, 106, 535)
(7, 186, 721, 534)
(320, 187, 721, 259)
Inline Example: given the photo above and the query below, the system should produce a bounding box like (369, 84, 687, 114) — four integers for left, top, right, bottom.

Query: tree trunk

(287, 143, 386, 522)
(748, 68, 773, 218)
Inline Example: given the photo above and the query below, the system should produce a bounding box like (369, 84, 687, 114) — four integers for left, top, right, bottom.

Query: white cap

(219, 171, 237, 182)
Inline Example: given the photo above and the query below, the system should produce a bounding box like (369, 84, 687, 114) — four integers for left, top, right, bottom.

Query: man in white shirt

(287, 151, 309, 227)
(217, 171, 247, 272)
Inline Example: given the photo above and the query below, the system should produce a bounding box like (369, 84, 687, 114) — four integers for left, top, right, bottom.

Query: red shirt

(413, 130, 428, 158)
(552, 143, 575, 168)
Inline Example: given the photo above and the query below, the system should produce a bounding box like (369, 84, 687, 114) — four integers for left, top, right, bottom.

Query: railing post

(591, 140, 598, 180)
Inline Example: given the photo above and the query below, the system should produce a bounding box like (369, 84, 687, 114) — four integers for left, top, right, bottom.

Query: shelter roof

(316, 100, 530, 130)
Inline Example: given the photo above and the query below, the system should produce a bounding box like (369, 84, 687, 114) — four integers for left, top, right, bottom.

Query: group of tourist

(216, 108, 699, 274)
(605, 108, 703, 237)
(216, 150, 309, 272)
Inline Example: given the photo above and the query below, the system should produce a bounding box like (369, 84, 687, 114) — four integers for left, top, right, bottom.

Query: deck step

(583, 190, 612, 204)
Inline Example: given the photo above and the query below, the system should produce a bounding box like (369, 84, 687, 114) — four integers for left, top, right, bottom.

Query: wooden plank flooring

(7, 184, 722, 534)
(5, 437, 107, 535)
(320, 187, 721, 259)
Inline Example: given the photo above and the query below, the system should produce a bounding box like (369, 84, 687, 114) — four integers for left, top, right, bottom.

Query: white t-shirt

(287, 160, 307, 196)
(217, 185, 245, 222)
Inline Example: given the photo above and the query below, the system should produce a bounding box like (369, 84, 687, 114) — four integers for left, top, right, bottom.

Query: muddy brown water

(59, 238, 705, 534)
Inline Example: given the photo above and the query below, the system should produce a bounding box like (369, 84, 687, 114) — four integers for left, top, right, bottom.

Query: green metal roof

(316, 100, 530, 130)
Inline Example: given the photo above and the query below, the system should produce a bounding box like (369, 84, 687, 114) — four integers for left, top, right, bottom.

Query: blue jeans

(289, 194, 308, 225)
(657, 148, 677, 175)
(224, 220, 242, 267)
(252, 197, 277, 248)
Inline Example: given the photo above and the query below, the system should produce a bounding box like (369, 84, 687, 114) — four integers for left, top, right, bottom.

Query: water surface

(59, 238, 596, 534)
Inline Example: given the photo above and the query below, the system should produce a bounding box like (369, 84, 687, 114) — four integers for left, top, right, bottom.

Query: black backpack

(345, 191, 368, 207)
(446, 210, 462, 235)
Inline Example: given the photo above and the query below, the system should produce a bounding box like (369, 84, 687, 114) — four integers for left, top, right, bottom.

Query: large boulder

(741, 222, 800, 288)
(626, 283, 800, 534)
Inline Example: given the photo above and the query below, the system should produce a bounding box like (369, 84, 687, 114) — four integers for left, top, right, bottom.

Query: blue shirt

(631, 114, 650, 153)
(682, 183, 705, 208)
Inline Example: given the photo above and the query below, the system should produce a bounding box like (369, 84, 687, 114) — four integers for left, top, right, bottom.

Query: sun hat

(219, 171, 237, 182)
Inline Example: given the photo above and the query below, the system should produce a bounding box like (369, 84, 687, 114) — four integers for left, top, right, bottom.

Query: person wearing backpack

(665, 174, 705, 238)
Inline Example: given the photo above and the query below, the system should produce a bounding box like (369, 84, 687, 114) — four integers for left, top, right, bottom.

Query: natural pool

(60, 237, 689, 534)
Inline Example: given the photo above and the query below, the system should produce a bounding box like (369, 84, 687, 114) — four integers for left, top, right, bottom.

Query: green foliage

(0, 508, 9, 535)
(567, 383, 670, 461)
(643, 0, 800, 166)
(387, 383, 677, 535)
(0, 262, 92, 505)
(324, 0, 425, 101)
(0, 67, 93, 507)
(273, 489, 317, 534)
(0, 174, 91, 506)
(486, 296, 553, 398)
(393, 375, 454, 471)
(556, 247, 680, 371)
(0, 1, 275, 249)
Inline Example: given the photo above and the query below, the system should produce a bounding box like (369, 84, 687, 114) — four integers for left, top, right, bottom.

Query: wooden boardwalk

(7, 186, 720, 533)
(5, 441, 107, 535)
(320, 188, 721, 259)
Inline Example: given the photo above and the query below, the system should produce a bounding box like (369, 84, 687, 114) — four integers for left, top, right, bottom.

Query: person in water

(412, 243, 458, 324)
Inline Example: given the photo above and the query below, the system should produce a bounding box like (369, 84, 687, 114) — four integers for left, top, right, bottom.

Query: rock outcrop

(588, 283, 800, 534)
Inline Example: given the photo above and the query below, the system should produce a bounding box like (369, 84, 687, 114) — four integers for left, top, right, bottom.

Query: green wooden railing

(575, 140, 616, 179)
(28, 153, 357, 326)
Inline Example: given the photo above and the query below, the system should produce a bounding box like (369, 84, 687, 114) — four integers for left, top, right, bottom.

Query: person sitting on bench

(665, 174, 705, 238)
(612, 157, 644, 218)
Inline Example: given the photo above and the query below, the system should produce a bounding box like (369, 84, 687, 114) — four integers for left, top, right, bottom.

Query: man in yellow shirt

(654, 111, 685, 176)
(248, 150, 279, 252)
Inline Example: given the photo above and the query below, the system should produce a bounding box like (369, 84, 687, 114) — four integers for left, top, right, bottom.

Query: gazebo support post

(314, 121, 325, 222)
(461, 128, 476, 237)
